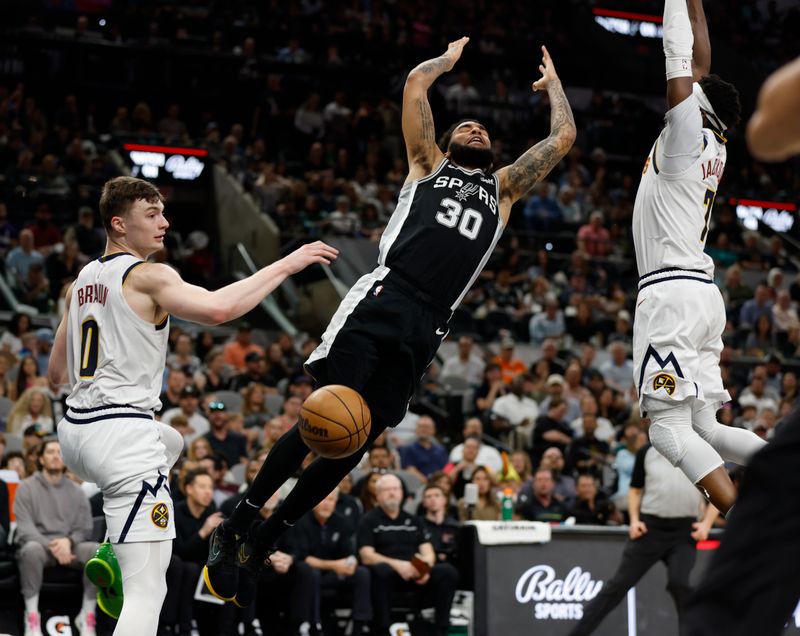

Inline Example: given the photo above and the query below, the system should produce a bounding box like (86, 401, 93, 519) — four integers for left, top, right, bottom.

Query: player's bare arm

(747, 57, 800, 161)
(665, 0, 707, 108)
(496, 46, 576, 220)
(128, 241, 338, 326)
(47, 281, 74, 386)
(402, 37, 469, 183)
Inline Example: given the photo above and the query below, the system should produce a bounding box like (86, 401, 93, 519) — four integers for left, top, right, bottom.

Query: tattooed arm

(402, 37, 469, 184)
(496, 46, 576, 222)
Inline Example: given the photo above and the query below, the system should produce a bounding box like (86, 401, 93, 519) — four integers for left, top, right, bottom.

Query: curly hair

(699, 74, 742, 131)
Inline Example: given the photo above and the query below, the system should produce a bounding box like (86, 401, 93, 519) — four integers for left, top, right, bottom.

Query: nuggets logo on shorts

(653, 373, 677, 396)
(151, 502, 170, 529)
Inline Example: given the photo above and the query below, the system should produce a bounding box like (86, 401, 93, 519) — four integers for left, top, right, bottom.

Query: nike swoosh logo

(244, 499, 260, 509)
(436, 328, 447, 336)
(209, 541, 220, 560)
(238, 545, 250, 564)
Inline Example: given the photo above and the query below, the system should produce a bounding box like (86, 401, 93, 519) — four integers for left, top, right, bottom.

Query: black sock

(225, 426, 309, 534)
(252, 422, 387, 550)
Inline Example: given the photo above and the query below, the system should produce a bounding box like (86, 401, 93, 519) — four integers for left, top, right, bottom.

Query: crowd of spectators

(0, 0, 799, 633)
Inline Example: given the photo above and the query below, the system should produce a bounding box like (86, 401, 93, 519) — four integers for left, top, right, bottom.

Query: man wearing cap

(161, 386, 210, 443)
(491, 337, 526, 385)
(532, 397, 574, 470)
(204, 401, 248, 466)
(540, 373, 581, 422)
(230, 351, 275, 392)
(490, 374, 539, 450)
(223, 323, 265, 373)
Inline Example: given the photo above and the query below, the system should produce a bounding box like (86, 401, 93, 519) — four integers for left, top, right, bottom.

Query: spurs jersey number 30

(66, 252, 169, 411)
(378, 158, 505, 310)
(632, 101, 726, 278)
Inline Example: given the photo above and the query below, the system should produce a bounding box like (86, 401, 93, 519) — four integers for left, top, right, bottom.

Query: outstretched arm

(496, 46, 576, 216)
(747, 57, 800, 162)
(402, 37, 469, 183)
(132, 241, 338, 326)
(664, 0, 698, 108)
(687, 0, 710, 80)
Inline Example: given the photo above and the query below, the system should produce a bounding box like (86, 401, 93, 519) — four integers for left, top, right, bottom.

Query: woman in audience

(5, 387, 53, 434)
(0, 351, 15, 398)
(197, 347, 231, 393)
(188, 436, 214, 462)
(457, 466, 501, 521)
(0, 312, 31, 356)
(10, 355, 43, 401)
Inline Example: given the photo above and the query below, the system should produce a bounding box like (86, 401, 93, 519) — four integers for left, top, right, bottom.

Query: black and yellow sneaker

(202, 524, 241, 601)
(232, 541, 274, 609)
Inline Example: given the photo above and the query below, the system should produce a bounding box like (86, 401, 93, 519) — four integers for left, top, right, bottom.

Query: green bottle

(502, 488, 514, 521)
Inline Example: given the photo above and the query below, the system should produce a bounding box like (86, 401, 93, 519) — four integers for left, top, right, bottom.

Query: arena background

(0, 0, 798, 635)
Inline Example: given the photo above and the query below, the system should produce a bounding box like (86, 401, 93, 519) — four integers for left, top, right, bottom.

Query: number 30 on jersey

(435, 197, 483, 240)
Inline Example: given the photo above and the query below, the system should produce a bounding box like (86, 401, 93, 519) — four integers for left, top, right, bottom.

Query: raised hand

(442, 37, 470, 71)
(532, 46, 560, 92)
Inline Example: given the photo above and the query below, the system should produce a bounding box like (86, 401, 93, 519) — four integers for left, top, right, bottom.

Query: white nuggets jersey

(66, 252, 168, 411)
(632, 94, 726, 278)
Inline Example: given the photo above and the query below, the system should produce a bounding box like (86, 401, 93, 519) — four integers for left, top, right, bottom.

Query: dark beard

(448, 142, 494, 171)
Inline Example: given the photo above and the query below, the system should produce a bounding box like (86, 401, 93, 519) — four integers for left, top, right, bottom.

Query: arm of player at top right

(747, 57, 800, 162)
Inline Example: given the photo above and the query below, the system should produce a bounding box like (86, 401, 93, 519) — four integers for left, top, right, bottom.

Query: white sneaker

(23, 611, 42, 636)
(74, 609, 97, 636)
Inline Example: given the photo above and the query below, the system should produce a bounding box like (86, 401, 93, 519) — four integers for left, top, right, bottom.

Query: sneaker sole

(85, 557, 116, 588)
(202, 565, 236, 602)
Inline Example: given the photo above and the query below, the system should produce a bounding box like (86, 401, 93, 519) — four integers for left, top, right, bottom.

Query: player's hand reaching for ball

(532, 46, 560, 92)
(442, 37, 470, 72)
(282, 241, 339, 275)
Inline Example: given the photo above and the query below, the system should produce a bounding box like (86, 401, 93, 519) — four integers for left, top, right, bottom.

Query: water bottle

(501, 488, 514, 521)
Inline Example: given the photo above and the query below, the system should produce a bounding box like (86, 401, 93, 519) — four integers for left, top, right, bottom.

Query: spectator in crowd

(739, 285, 773, 330)
(529, 293, 566, 345)
(492, 337, 527, 384)
(456, 465, 501, 522)
(744, 313, 777, 356)
(162, 385, 210, 443)
(204, 401, 247, 466)
(531, 339, 566, 377)
(448, 418, 503, 474)
(568, 410, 613, 480)
(188, 437, 214, 462)
(601, 342, 635, 397)
(73, 206, 104, 257)
(445, 71, 480, 114)
(358, 474, 458, 636)
(231, 352, 276, 392)
(539, 447, 577, 506)
(159, 369, 189, 415)
(272, 395, 303, 433)
(490, 373, 539, 449)
(398, 416, 449, 482)
(173, 469, 232, 635)
(570, 474, 618, 525)
(532, 397, 574, 469)
(197, 347, 231, 393)
(0, 312, 32, 355)
(14, 439, 98, 636)
(44, 239, 80, 303)
(223, 324, 264, 372)
(11, 355, 44, 402)
(611, 424, 647, 511)
(440, 335, 485, 387)
(6, 387, 53, 435)
(167, 333, 202, 375)
(515, 467, 567, 523)
(33, 329, 54, 376)
(540, 373, 582, 424)
(19, 263, 50, 312)
(420, 483, 461, 564)
(577, 210, 612, 257)
(290, 489, 372, 635)
(25, 204, 62, 255)
(773, 290, 799, 334)
(523, 181, 560, 231)
(474, 363, 508, 413)
(6, 229, 44, 291)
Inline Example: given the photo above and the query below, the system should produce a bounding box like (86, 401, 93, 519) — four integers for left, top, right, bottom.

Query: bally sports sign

(515, 565, 603, 620)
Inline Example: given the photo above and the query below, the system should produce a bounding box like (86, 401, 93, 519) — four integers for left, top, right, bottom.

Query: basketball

(298, 385, 372, 459)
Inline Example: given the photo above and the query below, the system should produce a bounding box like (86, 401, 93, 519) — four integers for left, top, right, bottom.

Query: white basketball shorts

(58, 405, 184, 543)
(633, 269, 731, 413)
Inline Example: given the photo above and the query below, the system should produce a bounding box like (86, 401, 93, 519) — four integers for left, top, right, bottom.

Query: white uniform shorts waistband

(64, 404, 154, 424)
(638, 267, 713, 291)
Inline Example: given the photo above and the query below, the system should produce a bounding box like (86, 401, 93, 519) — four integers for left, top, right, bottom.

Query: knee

(649, 410, 693, 467)
(431, 563, 458, 587)
(18, 541, 47, 564)
(75, 541, 98, 564)
(354, 565, 370, 584)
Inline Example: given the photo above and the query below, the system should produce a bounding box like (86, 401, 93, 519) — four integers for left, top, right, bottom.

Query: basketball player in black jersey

(205, 36, 576, 614)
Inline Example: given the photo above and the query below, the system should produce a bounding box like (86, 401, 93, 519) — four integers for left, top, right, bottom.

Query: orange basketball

(298, 385, 372, 459)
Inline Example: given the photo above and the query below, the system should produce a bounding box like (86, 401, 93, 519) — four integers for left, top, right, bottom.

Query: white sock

(24, 594, 38, 614)
(81, 594, 96, 616)
(112, 541, 172, 636)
